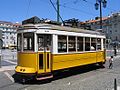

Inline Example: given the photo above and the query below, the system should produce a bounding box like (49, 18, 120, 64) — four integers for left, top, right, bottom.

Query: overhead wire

(81, 0, 117, 14)
(59, 4, 97, 16)
(61, 0, 98, 16)
(71, 0, 117, 14)
(26, 0, 118, 21)
(41, 0, 98, 18)
(49, 0, 64, 23)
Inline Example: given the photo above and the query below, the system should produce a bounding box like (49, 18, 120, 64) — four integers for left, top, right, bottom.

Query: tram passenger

(114, 48, 117, 56)
(90, 46, 95, 51)
(109, 56, 113, 69)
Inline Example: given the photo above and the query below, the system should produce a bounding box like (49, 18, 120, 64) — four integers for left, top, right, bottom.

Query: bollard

(0, 50, 1, 68)
(114, 78, 117, 90)
(0, 55, 1, 68)
(13, 54, 14, 60)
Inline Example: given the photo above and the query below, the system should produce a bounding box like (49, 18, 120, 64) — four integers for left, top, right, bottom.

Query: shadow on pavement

(12, 64, 104, 85)
(52, 64, 104, 81)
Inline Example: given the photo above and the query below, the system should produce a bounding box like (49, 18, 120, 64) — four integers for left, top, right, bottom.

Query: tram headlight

(23, 69, 25, 72)
(20, 69, 22, 71)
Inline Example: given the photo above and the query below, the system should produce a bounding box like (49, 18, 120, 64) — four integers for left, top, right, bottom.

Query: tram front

(15, 31, 52, 82)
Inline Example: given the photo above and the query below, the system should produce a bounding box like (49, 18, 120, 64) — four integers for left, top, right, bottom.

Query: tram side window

(97, 38, 101, 50)
(23, 33, 34, 51)
(17, 33, 22, 51)
(68, 36, 76, 52)
(85, 37, 90, 51)
(58, 35, 67, 52)
(91, 38, 96, 51)
(77, 37, 83, 51)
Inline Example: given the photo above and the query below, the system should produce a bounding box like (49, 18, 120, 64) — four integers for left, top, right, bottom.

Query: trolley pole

(0, 46, 1, 68)
(57, 0, 60, 22)
(0, 49, 2, 68)
(0, 31, 2, 68)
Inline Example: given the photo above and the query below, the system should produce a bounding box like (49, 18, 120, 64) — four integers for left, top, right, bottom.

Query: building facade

(0, 30, 2, 49)
(81, 12, 120, 44)
(108, 12, 120, 43)
(0, 21, 21, 49)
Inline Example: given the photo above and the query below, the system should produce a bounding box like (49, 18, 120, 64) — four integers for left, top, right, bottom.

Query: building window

(115, 30, 117, 32)
(6, 36, 8, 39)
(116, 36, 118, 40)
(68, 36, 76, 52)
(58, 35, 67, 53)
(110, 30, 112, 34)
(77, 37, 83, 51)
(2, 36, 5, 39)
(114, 24, 117, 28)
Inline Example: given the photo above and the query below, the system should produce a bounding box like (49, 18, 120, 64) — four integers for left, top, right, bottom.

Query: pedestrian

(109, 56, 113, 69)
(114, 48, 117, 56)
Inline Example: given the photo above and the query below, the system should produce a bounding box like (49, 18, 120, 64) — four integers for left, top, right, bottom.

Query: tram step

(36, 74, 53, 80)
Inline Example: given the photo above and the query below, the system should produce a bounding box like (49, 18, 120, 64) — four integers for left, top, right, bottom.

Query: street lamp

(0, 30, 2, 68)
(95, 0, 107, 29)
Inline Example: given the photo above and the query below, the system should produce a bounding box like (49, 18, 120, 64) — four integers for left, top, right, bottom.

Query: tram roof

(19, 23, 105, 36)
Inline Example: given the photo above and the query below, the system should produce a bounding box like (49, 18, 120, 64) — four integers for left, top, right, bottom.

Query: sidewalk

(0, 65, 15, 72)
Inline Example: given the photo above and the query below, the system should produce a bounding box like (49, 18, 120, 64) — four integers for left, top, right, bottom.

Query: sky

(0, 0, 120, 23)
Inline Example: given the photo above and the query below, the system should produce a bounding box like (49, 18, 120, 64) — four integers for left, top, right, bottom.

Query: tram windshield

(17, 32, 34, 51)
(17, 33, 22, 51)
(23, 33, 34, 51)
(17, 33, 52, 52)
(37, 34, 51, 51)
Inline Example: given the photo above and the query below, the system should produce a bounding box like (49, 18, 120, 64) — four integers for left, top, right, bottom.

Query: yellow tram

(15, 17, 106, 82)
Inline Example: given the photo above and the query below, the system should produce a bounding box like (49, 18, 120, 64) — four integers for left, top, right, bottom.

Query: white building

(81, 12, 120, 44)
(0, 21, 21, 49)
(108, 12, 120, 42)
(0, 30, 2, 49)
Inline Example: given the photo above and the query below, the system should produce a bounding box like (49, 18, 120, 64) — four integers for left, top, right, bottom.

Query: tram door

(37, 34, 52, 73)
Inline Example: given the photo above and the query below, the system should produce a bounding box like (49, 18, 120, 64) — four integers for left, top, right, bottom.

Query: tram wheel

(98, 62, 105, 68)
(21, 78, 26, 84)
